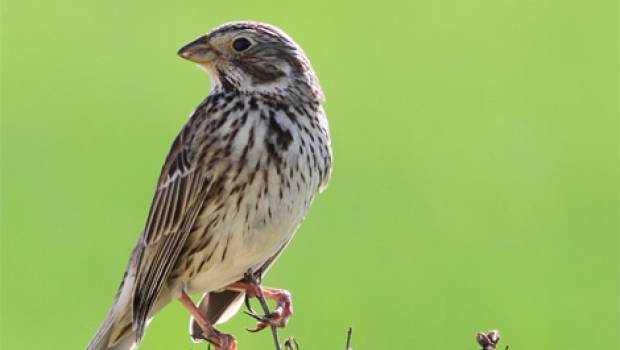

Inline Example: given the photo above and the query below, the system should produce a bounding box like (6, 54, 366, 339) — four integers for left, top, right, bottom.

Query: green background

(1, 0, 617, 349)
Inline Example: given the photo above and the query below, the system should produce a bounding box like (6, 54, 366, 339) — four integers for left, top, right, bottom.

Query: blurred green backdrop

(1, 0, 617, 349)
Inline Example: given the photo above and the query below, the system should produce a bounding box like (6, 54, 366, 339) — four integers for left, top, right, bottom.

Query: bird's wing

(131, 121, 210, 340)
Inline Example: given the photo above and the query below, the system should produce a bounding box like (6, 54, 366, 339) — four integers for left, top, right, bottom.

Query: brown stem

(254, 285, 281, 350)
(345, 327, 353, 350)
(244, 270, 281, 350)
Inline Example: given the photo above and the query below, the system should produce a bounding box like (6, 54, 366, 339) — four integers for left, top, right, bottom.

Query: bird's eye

(232, 37, 252, 52)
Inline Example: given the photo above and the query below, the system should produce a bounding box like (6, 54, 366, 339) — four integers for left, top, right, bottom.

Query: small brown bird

(87, 22, 332, 350)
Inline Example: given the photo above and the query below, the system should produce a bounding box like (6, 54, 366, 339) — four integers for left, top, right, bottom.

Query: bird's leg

(226, 279, 293, 332)
(178, 291, 237, 350)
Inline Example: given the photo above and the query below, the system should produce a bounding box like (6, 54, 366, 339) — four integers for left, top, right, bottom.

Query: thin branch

(254, 285, 281, 350)
(243, 270, 281, 350)
(283, 337, 299, 350)
(345, 327, 353, 350)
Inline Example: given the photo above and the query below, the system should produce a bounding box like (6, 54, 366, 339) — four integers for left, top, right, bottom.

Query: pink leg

(178, 291, 238, 350)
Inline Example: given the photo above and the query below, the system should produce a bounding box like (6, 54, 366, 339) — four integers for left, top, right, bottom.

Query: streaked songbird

(87, 21, 332, 350)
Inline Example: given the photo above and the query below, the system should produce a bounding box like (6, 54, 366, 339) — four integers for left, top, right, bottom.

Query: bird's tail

(87, 284, 137, 350)
(87, 317, 136, 350)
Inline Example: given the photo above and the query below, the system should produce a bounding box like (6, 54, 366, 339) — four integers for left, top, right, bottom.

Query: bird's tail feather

(87, 302, 136, 350)
(87, 272, 138, 350)
(87, 271, 172, 350)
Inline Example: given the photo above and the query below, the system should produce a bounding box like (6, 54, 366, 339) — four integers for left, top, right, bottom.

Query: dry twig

(243, 271, 281, 350)
(283, 337, 299, 350)
(240, 270, 356, 350)
(345, 327, 353, 350)
(476, 329, 508, 350)
(253, 287, 281, 350)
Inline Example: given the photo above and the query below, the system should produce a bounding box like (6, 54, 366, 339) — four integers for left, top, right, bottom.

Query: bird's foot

(226, 273, 293, 333)
(179, 291, 237, 350)
(191, 326, 238, 350)
(211, 332, 238, 350)
(243, 288, 292, 332)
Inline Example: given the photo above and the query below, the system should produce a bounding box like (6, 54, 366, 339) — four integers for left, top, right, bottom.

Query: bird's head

(178, 22, 324, 103)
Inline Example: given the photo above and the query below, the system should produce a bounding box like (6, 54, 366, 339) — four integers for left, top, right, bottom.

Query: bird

(86, 21, 332, 350)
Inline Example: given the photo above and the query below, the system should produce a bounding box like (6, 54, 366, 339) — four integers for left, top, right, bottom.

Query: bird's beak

(177, 37, 219, 64)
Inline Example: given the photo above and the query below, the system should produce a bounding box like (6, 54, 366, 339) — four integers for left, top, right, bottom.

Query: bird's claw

(238, 270, 293, 332)
(206, 332, 237, 350)
(244, 305, 289, 332)
(243, 310, 270, 323)
(213, 333, 238, 350)
(243, 293, 259, 315)
(191, 327, 237, 350)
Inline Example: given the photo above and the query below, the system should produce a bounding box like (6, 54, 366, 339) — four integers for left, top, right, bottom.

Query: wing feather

(130, 118, 213, 340)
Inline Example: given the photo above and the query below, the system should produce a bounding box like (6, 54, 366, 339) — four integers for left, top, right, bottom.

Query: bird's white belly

(181, 103, 327, 296)
(185, 183, 313, 295)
